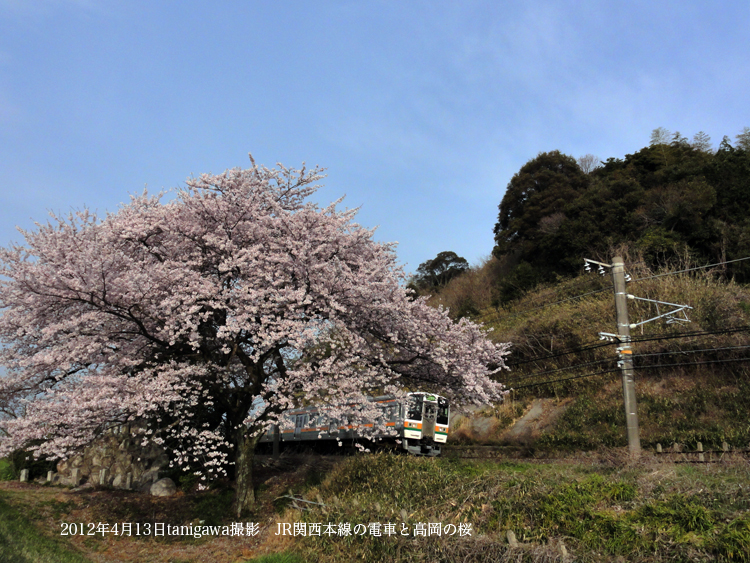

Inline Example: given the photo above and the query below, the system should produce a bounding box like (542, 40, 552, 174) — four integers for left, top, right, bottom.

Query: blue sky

(1, 1, 749, 274)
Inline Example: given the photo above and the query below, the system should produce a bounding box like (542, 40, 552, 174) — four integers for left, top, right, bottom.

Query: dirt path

(502, 398, 570, 445)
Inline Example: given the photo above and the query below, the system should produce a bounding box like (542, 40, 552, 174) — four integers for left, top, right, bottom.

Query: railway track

(652, 449, 750, 463)
(256, 445, 750, 464)
(445, 445, 750, 463)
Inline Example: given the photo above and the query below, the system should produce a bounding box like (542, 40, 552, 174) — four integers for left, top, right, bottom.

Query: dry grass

(0, 456, 339, 563)
(4, 452, 750, 562)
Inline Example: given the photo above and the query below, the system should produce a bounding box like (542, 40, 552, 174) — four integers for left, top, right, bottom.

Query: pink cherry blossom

(0, 156, 508, 513)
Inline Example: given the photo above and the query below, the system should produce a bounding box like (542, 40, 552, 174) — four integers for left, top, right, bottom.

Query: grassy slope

(440, 259, 750, 451)
(1, 453, 748, 563)
(0, 492, 91, 563)
(276, 453, 750, 562)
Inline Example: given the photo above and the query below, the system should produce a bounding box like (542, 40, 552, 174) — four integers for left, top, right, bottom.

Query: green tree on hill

(490, 127, 750, 302)
(493, 150, 589, 276)
(412, 251, 469, 290)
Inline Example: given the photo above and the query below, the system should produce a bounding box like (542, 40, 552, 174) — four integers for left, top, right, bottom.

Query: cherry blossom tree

(0, 157, 508, 515)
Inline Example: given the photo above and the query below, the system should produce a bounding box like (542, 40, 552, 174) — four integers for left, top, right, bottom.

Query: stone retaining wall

(53, 425, 168, 490)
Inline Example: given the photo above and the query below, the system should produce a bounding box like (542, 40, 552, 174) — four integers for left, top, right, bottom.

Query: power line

(508, 368, 620, 390)
(506, 326, 750, 368)
(497, 256, 750, 321)
(506, 340, 615, 367)
(495, 284, 613, 320)
(505, 333, 750, 385)
(506, 357, 616, 382)
(507, 327, 750, 377)
(631, 326, 750, 343)
(634, 345, 750, 359)
(508, 355, 750, 391)
(631, 256, 750, 282)
(506, 327, 750, 376)
(635, 356, 750, 371)
(506, 331, 750, 388)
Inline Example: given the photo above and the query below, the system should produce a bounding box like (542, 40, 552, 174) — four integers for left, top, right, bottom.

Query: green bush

(0, 458, 15, 481)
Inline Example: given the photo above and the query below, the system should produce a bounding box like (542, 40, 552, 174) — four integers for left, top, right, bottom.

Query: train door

(422, 398, 437, 440)
(328, 417, 339, 435)
(404, 394, 423, 443)
(435, 396, 450, 443)
(294, 414, 308, 438)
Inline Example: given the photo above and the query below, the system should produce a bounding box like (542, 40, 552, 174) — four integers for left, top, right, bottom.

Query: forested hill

(485, 128, 750, 303)
(410, 129, 750, 453)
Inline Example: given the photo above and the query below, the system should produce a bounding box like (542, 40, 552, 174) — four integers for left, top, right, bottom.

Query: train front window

(437, 397, 449, 425)
(406, 395, 423, 421)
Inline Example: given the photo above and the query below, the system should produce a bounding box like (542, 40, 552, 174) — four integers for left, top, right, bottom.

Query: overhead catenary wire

(508, 368, 621, 390)
(630, 325, 750, 343)
(508, 355, 750, 390)
(507, 326, 750, 368)
(504, 356, 617, 382)
(506, 340, 616, 367)
(505, 331, 750, 387)
(634, 344, 750, 359)
(635, 356, 750, 371)
(495, 256, 750, 321)
(499, 256, 750, 391)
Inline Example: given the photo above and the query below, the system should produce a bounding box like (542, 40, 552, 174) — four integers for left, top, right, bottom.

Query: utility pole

(586, 256, 692, 458)
(611, 256, 641, 457)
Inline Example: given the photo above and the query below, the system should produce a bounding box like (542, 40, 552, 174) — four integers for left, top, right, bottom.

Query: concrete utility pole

(611, 256, 641, 457)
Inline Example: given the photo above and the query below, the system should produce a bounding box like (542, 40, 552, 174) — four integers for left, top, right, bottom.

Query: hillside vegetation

(414, 127, 750, 451)
(489, 127, 750, 301)
(428, 250, 750, 451)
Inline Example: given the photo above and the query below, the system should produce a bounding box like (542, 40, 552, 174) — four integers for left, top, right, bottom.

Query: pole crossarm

(626, 295, 693, 328)
(583, 258, 612, 275)
(598, 332, 623, 342)
(583, 258, 612, 268)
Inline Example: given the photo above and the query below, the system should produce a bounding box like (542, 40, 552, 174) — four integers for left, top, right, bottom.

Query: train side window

(407, 395, 423, 421)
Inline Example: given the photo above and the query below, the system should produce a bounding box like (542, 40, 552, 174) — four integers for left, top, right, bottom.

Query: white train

(258, 392, 450, 456)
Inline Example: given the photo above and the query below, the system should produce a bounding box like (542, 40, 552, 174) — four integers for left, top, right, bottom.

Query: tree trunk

(233, 431, 261, 518)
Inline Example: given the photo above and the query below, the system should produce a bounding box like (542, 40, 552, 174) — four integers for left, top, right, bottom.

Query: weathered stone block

(150, 478, 176, 497)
